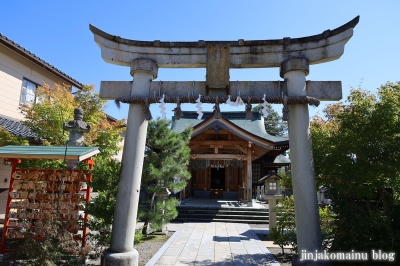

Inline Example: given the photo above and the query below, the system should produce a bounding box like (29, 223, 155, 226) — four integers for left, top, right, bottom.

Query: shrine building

(171, 111, 289, 201)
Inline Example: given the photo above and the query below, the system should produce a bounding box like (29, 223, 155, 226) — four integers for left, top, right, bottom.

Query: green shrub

(269, 195, 297, 254)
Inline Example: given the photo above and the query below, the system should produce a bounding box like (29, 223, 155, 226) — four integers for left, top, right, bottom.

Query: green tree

(311, 82, 400, 254)
(0, 126, 29, 147)
(21, 83, 123, 147)
(139, 119, 192, 236)
(253, 104, 287, 136)
(277, 168, 292, 192)
(86, 156, 121, 259)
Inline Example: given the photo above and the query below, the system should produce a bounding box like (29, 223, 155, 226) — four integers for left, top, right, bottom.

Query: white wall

(0, 159, 12, 189)
(0, 45, 67, 120)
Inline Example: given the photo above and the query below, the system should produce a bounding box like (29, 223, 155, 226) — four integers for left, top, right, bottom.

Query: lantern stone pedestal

(265, 194, 283, 228)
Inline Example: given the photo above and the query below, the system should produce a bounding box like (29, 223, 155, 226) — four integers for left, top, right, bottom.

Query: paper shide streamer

(261, 94, 269, 118)
(159, 94, 166, 119)
(114, 93, 320, 122)
(196, 94, 203, 120)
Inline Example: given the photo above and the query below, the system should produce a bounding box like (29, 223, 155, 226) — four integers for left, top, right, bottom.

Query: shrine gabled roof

(0, 145, 100, 161)
(0, 33, 83, 89)
(171, 111, 288, 146)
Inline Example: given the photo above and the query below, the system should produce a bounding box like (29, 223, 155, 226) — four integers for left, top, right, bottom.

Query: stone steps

(173, 205, 269, 224)
(173, 217, 269, 224)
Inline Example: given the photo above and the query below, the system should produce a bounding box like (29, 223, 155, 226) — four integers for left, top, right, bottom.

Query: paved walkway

(146, 222, 280, 266)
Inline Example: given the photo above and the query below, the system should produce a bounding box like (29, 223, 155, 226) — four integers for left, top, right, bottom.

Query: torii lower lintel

(99, 80, 342, 101)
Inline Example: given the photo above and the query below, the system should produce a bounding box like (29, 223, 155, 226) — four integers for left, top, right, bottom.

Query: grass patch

(142, 234, 170, 243)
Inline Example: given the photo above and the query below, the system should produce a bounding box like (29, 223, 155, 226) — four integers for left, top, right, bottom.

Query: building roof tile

(0, 115, 37, 140)
(171, 111, 288, 144)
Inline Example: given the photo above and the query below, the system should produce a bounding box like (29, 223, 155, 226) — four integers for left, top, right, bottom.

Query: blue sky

(2, 0, 399, 120)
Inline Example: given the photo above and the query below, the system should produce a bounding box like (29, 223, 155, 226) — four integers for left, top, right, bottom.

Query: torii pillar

(103, 59, 158, 265)
(281, 58, 323, 264)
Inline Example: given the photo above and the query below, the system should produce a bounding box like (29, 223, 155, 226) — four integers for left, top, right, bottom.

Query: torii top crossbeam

(89, 16, 358, 69)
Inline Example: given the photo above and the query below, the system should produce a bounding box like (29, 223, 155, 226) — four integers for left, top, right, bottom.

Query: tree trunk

(141, 192, 156, 236)
(378, 187, 392, 216)
(142, 217, 149, 237)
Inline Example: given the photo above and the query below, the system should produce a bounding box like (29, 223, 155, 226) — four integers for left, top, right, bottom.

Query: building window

(20, 78, 40, 105)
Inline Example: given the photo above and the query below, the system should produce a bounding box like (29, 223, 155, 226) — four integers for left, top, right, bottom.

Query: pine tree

(139, 119, 192, 235)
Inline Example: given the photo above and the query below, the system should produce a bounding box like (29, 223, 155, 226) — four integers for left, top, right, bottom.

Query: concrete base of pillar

(292, 255, 332, 266)
(102, 249, 139, 266)
(247, 200, 253, 207)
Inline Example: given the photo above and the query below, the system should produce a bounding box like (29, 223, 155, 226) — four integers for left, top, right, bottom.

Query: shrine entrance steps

(172, 198, 269, 224)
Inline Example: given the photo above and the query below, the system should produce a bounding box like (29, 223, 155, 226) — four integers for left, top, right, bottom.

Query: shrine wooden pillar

(247, 142, 252, 206)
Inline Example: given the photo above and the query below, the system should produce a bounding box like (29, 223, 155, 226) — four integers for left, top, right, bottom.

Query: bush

(269, 195, 335, 254)
(269, 195, 296, 254)
(1, 216, 89, 266)
(134, 229, 144, 245)
(319, 206, 335, 250)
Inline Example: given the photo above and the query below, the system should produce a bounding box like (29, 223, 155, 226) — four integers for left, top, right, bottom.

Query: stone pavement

(146, 222, 280, 266)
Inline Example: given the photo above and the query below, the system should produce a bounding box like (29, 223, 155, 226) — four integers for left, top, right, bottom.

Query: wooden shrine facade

(171, 111, 289, 201)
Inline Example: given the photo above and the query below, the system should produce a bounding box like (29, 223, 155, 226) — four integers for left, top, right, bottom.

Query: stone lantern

(264, 173, 282, 195)
(63, 107, 91, 146)
(260, 172, 283, 228)
(63, 107, 91, 170)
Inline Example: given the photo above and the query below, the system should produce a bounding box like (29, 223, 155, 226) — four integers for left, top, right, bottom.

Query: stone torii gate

(90, 16, 359, 265)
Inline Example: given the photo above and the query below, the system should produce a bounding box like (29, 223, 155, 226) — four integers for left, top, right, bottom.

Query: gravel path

(134, 233, 172, 266)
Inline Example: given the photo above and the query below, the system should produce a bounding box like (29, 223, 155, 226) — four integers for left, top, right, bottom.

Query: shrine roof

(0, 145, 100, 161)
(171, 111, 288, 145)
